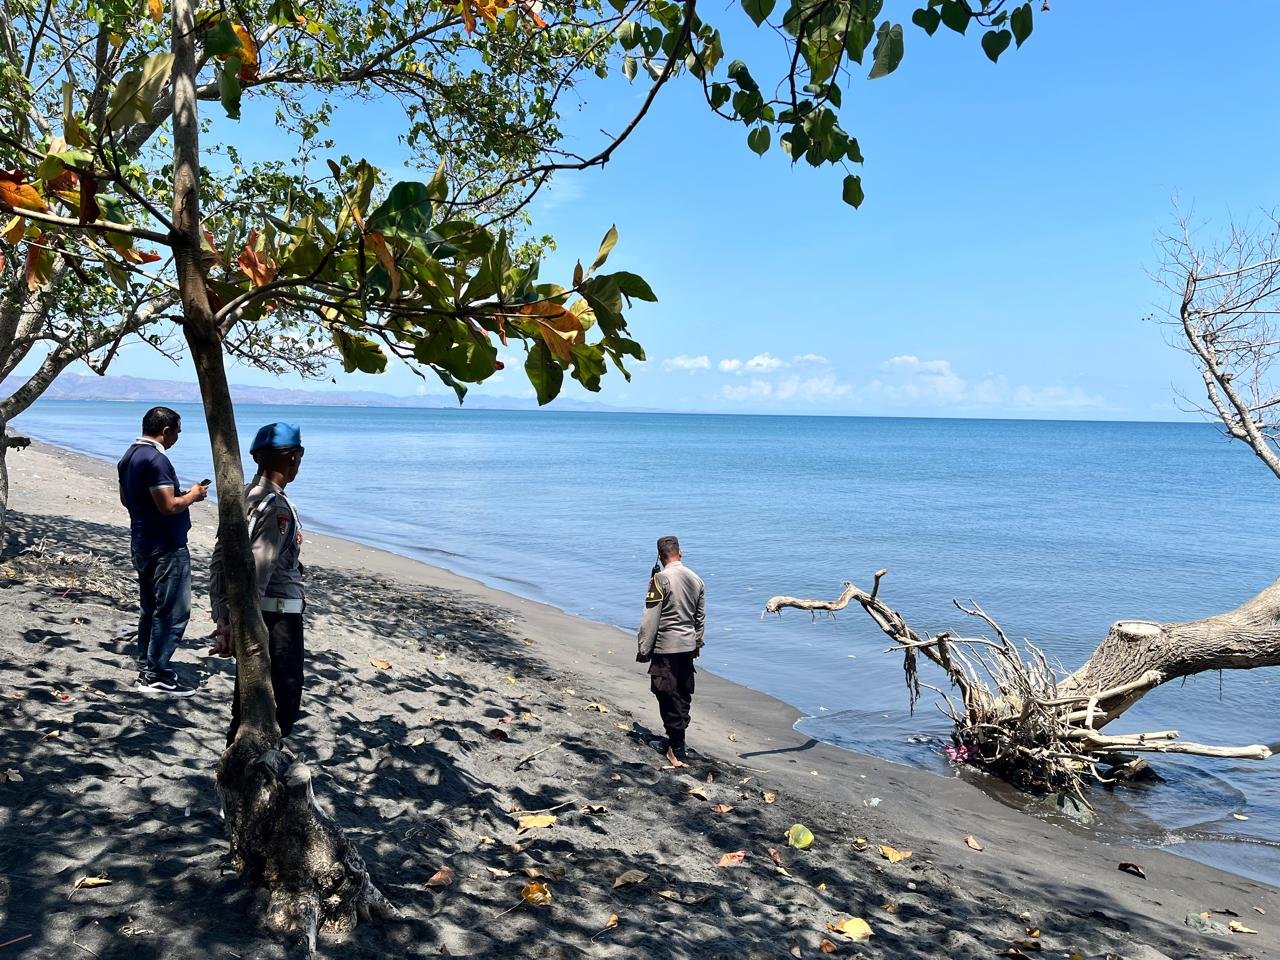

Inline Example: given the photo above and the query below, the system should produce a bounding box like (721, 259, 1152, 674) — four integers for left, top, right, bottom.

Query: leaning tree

(1, 0, 1042, 951)
(763, 210, 1280, 809)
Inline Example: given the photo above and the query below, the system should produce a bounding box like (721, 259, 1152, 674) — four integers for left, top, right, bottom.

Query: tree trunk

(168, 2, 391, 952)
(0, 423, 9, 549)
(1061, 579, 1280, 725)
(764, 573, 1276, 803)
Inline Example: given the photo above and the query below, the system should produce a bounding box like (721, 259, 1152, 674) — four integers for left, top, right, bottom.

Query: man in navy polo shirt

(117, 406, 208, 696)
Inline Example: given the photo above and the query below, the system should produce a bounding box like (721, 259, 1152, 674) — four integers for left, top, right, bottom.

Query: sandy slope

(0, 440, 1274, 959)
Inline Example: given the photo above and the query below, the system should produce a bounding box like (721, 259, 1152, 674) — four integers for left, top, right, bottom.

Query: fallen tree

(764, 570, 1275, 805)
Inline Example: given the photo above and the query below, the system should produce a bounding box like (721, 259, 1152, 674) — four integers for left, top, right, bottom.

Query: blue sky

(62, 2, 1280, 419)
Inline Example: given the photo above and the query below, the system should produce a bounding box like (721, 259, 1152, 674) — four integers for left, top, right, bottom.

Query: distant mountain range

(2, 373, 642, 413)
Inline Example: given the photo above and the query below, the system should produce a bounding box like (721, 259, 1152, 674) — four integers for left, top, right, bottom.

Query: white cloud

(867, 356, 1107, 411)
(744, 353, 784, 373)
(663, 354, 711, 372)
(718, 358, 743, 373)
(719, 379, 773, 402)
(720, 373, 852, 404)
(791, 353, 830, 366)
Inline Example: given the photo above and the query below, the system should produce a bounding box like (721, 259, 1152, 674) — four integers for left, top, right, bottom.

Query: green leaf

(570, 343, 608, 391)
(939, 0, 969, 34)
(218, 60, 242, 120)
(981, 28, 1011, 62)
(622, 54, 637, 81)
(266, 0, 304, 27)
(1010, 2, 1033, 46)
(610, 270, 658, 302)
(333, 329, 388, 374)
(846, 137, 864, 163)
(741, 0, 775, 27)
(726, 59, 758, 92)
(786, 823, 814, 850)
(203, 20, 241, 57)
(747, 126, 770, 156)
(106, 52, 175, 129)
(618, 20, 641, 49)
(911, 7, 941, 35)
(525, 341, 563, 405)
(844, 16, 876, 63)
(367, 181, 435, 238)
(591, 225, 618, 272)
(868, 22, 904, 80)
(425, 162, 448, 203)
(842, 174, 864, 209)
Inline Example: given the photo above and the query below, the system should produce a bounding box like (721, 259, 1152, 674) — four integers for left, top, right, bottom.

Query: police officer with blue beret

(209, 422, 307, 743)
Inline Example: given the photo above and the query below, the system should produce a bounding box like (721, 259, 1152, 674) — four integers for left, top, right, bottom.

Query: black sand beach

(1, 441, 1275, 958)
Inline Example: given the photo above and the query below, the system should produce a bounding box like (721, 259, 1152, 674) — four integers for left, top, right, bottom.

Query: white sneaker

(135, 675, 196, 698)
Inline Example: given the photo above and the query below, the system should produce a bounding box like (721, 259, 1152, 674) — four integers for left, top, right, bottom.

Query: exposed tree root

(764, 571, 1275, 805)
(218, 732, 396, 958)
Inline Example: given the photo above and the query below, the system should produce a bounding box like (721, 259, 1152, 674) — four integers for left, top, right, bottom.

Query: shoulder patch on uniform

(277, 513, 290, 536)
(645, 575, 664, 606)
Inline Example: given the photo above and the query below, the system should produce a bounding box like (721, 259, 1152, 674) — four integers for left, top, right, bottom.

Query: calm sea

(14, 400, 1280, 882)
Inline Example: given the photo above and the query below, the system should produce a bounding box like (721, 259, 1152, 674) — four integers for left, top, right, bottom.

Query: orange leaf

(963, 835, 984, 852)
(716, 850, 745, 868)
(519, 0, 547, 28)
(460, 0, 477, 34)
(236, 229, 277, 286)
(45, 169, 77, 193)
(518, 301, 583, 363)
(370, 658, 392, 670)
(147, 0, 163, 22)
(0, 173, 48, 213)
(819, 940, 838, 954)
(24, 241, 51, 291)
(233, 25, 259, 81)
(426, 865, 454, 887)
(366, 232, 400, 299)
(116, 246, 163, 265)
(521, 881, 552, 906)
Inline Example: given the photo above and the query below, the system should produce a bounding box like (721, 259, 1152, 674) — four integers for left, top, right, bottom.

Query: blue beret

(250, 422, 302, 454)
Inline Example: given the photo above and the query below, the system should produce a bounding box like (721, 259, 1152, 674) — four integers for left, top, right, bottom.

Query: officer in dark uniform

(209, 422, 306, 744)
(636, 535, 706, 768)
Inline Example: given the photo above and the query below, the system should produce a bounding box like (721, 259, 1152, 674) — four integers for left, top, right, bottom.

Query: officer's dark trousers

(227, 611, 304, 745)
(649, 652, 696, 751)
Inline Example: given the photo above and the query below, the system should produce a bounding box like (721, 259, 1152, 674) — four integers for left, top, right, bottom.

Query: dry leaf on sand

(826, 917, 873, 941)
(427, 866, 454, 887)
(517, 814, 557, 832)
(521, 881, 552, 906)
(878, 845, 911, 864)
(716, 850, 746, 868)
(612, 869, 648, 889)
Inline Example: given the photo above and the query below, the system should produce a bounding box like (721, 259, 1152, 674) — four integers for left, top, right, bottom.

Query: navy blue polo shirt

(117, 440, 191, 556)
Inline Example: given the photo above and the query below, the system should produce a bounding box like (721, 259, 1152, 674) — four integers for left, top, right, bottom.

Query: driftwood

(764, 571, 1275, 803)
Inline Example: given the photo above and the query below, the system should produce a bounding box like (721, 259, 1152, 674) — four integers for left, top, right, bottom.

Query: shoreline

(3, 438, 1279, 958)
(14, 427, 1280, 881)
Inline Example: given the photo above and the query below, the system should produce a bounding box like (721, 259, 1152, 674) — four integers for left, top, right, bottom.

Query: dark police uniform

(636, 560, 706, 756)
(209, 423, 306, 742)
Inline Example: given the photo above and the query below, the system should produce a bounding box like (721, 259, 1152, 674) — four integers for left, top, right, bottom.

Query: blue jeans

(132, 546, 192, 677)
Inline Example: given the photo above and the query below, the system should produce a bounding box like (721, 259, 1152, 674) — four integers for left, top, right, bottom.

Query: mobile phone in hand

(200, 478, 212, 486)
